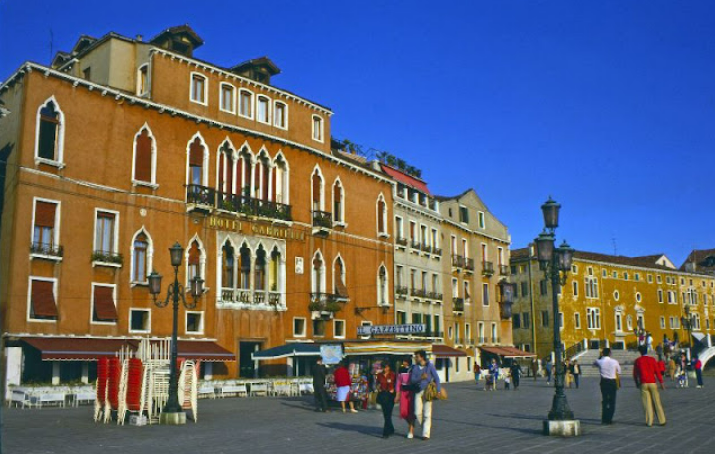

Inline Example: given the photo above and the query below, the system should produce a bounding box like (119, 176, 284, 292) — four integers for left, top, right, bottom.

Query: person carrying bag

(409, 350, 441, 440)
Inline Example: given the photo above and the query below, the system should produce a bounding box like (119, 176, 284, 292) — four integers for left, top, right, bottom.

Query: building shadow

(316, 422, 383, 438)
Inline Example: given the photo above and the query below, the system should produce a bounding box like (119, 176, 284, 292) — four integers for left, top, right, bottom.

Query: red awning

(381, 165, 430, 194)
(480, 346, 536, 358)
(21, 337, 235, 362)
(432, 345, 467, 358)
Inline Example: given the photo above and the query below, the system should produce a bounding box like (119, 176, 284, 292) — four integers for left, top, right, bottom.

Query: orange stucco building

(0, 26, 395, 385)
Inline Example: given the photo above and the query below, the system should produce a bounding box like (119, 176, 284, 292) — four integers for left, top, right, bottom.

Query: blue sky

(2, 1, 713, 265)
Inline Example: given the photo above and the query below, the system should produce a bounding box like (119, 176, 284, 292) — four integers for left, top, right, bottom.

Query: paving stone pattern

(3, 376, 715, 454)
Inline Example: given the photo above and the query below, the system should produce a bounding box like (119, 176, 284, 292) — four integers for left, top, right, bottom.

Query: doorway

(239, 341, 262, 378)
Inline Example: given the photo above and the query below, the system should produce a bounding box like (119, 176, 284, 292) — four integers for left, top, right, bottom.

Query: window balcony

(464, 257, 475, 272)
(427, 292, 443, 301)
(420, 243, 432, 254)
(432, 247, 442, 256)
(309, 292, 342, 314)
(30, 242, 63, 260)
(395, 285, 409, 296)
(410, 240, 421, 250)
(482, 260, 495, 276)
(312, 211, 332, 236)
(477, 336, 487, 344)
(395, 237, 408, 247)
(452, 297, 464, 312)
(499, 265, 510, 276)
(451, 255, 465, 269)
(186, 184, 216, 211)
(92, 250, 123, 267)
(217, 192, 292, 221)
(412, 288, 427, 298)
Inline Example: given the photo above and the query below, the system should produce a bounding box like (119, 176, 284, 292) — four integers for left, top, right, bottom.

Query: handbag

(438, 386, 448, 400)
(423, 381, 438, 402)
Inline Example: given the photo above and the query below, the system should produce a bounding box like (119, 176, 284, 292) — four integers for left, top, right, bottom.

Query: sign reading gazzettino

(357, 324, 426, 336)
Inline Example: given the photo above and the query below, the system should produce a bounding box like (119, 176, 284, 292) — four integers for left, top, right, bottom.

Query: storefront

(431, 345, 468, 383)
(478, 345, 535, 368)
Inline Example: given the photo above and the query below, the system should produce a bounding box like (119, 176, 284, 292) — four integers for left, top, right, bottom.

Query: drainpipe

(527, 250, 537, 357)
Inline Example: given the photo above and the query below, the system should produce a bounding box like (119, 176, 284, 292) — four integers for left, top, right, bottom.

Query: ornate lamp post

(148, 242, 204, 425)
(680, 305, 694, 359)
(535, 197, 580, 436)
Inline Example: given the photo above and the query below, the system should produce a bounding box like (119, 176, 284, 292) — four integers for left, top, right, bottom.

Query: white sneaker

(407, 433, 414, 439)
(350, 409, 358, 413)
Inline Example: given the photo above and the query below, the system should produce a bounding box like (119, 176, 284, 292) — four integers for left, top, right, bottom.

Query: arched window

(237, 147, 253, 197)
(133, 125, 156, 185)
(377, 265, 388, 305)
(333, 179, 344, 223)
(269, 247, 281, 293)
(131, 231, 151, 283)
(334, 256, 348, 299)
(217, 141, 235, 197)
(312, 252, 325, 293)
(376, 194, 387, 235)
(187, 240, 202, 282)
(311, 167, 324, 212)
(221, 242, 235, 289)
(255, 245, 267, 292)
(36, 98, 64, 163)
(187, 135, 207, 187)
(273, 153, 289, 205)
(256, 150, 271, 201)
(239, 243, 251, 289)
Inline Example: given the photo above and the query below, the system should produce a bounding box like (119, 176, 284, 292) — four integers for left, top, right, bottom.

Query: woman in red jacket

(334, 361, 357, 413)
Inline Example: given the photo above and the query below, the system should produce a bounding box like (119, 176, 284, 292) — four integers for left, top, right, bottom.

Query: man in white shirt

(593, 347, 621, 424)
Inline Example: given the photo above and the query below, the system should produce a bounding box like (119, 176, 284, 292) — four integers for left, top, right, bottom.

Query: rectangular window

(312, 116, 323, 142)
(313, 319, 326, 337)
(190, 74, 206, 104)
(129, 308, 150, 332)
(186, 311, 204, 334)
(431, 229, 438, 249)
(396, 311, 406, 325)
(478, 211, 485, 229)
(257, 96, 270, 123)
(660, 316, 665, 329)
(574, 312, 581, 329)
(572, 281, 578, 296)
(658, 289, 663, 303)
(521, 281, 528, 297)
(522, 312, 531, 329)
(559, 312, 564, 330)
(92, 284, 117, 323)
(239, 90, 253, 118)
(220, 84, 235, 113)
(274, 102, 287, 128)
(482, 283, 489, 305)
(94, 211, 117, 256)
(459, 206, 469, 223)
(541, 310, 549, 327)
(512, 314, 521, 329)
(28, 278, 58, 320)
(293, 318, 306, 337)
(540, 280, 548, 296)
(137, 65, 148, 95)
(334, 319, 345, 338)
(32, 199, 59, 252)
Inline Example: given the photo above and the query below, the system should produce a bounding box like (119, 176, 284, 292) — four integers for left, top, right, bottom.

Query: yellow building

(510, 247, 715, 357)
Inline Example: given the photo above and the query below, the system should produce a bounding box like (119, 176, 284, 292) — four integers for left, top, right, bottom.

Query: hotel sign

(208, 216, 306, 242)
(357, 324, 426, 336)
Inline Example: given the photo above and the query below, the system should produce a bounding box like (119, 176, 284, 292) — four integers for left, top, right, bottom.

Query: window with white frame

(572, 281, 578, 296)
(627, 315, 634, 331)
(376, 195, 387, 236)
(658, 289, 663, 303)
(91, 283, 118, 323)
(32, 199, 60, 256)
(615, 312, 623, 331)
(129, 308, 151, 332)
(312, 115, 323, 142)
(478, 211, 485, 229)
(35, 97, 65, 164)
(131, 230, 152, 283)
(28, 277, 58, 321)
(94, 210, 119, 261)
(574, 312, 581, 329)
(491, 323, 497, 342)
(137, 64, 149, 96)
(186, 311, 204, 334)
(377, 265, 388, 305)
(334, 319, 346, 338)
(613, 290, 619, 301)
(190, 73, 207, 104)
(395, 216, 404, 241)
(256, 95, 270, 123)
(636, 292, 642, 303)
(274, 101, 287, 129)
(239, 89, 254, 118)
(482, 283, 490, 305)
(219, 83, 236, 113)
(333, 179, 345, 224)
(587, 307, 601, 329)
(293, 317, 306, 337)
(660, 316, 665, 329)
(584, 277, 599, 298)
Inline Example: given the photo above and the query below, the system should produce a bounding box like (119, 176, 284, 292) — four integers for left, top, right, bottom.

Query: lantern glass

(191, 275, 204, 298)
(169, 242, 184, 267)
(556, 240, 575, 272)
(148, 271, 162, 295)
(541, 197, 561, 229)
(535, 231, 555, 263)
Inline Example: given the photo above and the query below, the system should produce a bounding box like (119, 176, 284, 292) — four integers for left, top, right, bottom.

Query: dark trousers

(314, 384, 328, 411)
(574, 374, 580, 389)
(378, 391, 395, 436)
(600, 378, 618, 423)
(546, 369, 552, 382)
(513, 376, 520, 389)
(696, 369, 703, 386)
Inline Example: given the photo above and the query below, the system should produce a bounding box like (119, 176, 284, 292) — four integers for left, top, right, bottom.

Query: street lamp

(680, 305, 694, 359)
(148, 241, 204, 425)
(535, 197, 580, 436)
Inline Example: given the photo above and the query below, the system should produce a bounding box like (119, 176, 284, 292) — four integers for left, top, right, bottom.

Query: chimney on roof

(136, 34, 143, 42)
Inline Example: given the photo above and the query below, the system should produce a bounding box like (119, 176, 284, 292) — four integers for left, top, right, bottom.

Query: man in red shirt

(633, 345, 666, 427)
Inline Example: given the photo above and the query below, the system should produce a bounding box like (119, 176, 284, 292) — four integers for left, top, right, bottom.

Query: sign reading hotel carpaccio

(357, 324, 427, 336)
(207, 215, 306, 241)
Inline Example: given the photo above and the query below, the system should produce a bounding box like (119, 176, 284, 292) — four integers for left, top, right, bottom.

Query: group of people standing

(312, 350, 441, 440)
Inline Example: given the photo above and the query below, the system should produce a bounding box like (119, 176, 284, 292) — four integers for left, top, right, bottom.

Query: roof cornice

(0, 63, 392, 185)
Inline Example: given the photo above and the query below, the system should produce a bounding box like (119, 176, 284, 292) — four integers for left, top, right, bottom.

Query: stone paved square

(4, 376, 715, 454)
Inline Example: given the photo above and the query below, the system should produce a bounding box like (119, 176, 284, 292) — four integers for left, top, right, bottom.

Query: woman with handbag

(395, 359, 416, 439)
(376, 363, 396, 438)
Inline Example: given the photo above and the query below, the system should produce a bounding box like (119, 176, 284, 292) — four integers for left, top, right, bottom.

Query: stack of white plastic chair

(116, 358, 129, 425)
(178, 360, 199, 422)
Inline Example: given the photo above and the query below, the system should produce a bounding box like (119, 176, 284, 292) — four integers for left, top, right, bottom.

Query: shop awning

(344, 340, 428, 356)
(432, 345, 467, 358)
(252, 343, 321, 360)
(21, 337, 235, 362)
(480, 346, 536, 358)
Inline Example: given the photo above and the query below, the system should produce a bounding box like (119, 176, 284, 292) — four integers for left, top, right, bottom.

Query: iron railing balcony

(30, 242, 63, 258)
(427, 292, 443, 301)
(395, 237, 408, 247)
(420, 243, 432, 253)
(411, 240, 421, 250)
(482, 260, 495, 276)
(452, 255, 466, 268)
(411, 288, 427, 298)
(464, 257, 475, 272)
(452, 297, 465, 312)
(92, 250, 123, 265)
(395, 285, 409, 296)
(312, 211, 333, 229)
(187, 185, 292, 221)
(432, 247, 442, 256)
(499, 264, 510, 276)
(309, 292, 342, 313)
(186, 184, 216, 208)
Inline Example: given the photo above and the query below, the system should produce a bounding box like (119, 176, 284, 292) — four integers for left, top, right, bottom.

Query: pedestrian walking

(564, 359, 573, 388)
(667, 357, 676, 382)
(409, 350, 440, 441)
(531, 359, 539, 381)
(488, 359, 500, 391)
(504, 371, 511, 390)
(679, 353, 689, 387)
(312, 358, 329, 412)
(473, 363, 481, 385)
(396, 360, 416, 439)
(545, 358, 553, 385)
(571, 360, 581, 389)
(510, 362, 522, 390)
(334, 360, 357, 413)
(646, 332, 654, 353)
(376, 362, 396, 438)
(633, 345, 666, 427)
(593, 347, 621, 425)
(693, 357, 704, 388)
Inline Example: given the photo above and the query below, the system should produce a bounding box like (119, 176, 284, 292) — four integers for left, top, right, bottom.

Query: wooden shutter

(35, 201, 56, 228)
(189, 139, 203, 166)
(377, 200, 385, 232)
(134, 129, 152, 182)
(312, 174, 320, 205)
(93, 286, 118, 321)
(188, 243, 200, 265)
(31, 280, 58, 318)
